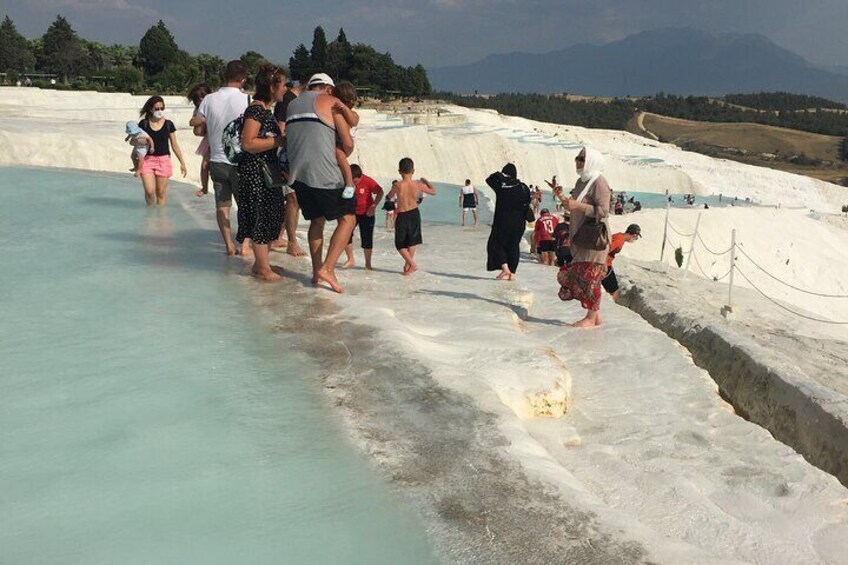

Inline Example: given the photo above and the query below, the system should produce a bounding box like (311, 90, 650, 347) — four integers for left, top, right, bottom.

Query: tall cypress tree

(289, 43, 311, 82)
(310, 26, 328, 72)
(41, 15, 86, 81)
(138, 20, 179, 76)
(326, 27, 353, 80)
(0, 16, 35, 73)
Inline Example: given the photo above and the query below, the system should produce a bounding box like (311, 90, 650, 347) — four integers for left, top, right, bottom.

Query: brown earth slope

(634, 112, 848, 184)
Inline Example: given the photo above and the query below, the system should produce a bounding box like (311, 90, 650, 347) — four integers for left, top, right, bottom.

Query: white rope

(692, 252, 731, 281)
(695, 233, 733, 256)
(667, 222, 695, 238)
(734, 244, 848, 299)
(735, 267, 848, 325)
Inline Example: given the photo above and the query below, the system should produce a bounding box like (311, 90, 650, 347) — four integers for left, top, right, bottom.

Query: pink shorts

(139, 154, 173, 178)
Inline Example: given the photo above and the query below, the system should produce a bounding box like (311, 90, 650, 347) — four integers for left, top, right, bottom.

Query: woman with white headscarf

(553, 146, 611, 327)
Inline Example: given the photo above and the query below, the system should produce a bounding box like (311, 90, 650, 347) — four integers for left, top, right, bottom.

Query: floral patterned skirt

(557, 262, 608, 311)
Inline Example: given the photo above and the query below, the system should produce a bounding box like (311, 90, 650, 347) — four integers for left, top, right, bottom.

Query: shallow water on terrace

(0, 167, 438, 564)
(371, 179, 493, 225)
(614, 191, 759, 210)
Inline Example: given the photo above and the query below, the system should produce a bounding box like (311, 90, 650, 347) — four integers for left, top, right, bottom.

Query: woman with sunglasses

(553, 146, 611, 327)
(137, 96, 187, 206)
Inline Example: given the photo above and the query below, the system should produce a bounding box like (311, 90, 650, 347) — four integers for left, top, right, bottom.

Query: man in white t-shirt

(196, 60, 250, 255)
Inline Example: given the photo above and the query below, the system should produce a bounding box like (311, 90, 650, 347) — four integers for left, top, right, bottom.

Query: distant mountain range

(429, 28, 848, 102)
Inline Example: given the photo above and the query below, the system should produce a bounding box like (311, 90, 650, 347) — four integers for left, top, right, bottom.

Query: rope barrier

(734, 245, 848, 299)
(692, 252, 731, 281)
(691, 251, 711, 279)
(695, 233, 733, 256)
(665, 238, 685, 254)
(667, 222, 695, 238)
(735, 267, 848, 325)
(713, 266, 733, 281)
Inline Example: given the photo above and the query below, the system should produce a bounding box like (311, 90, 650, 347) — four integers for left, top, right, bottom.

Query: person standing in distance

(459, 179, 478, 226)
(286, 73, 356, 293)
(195, 60, 251, 256)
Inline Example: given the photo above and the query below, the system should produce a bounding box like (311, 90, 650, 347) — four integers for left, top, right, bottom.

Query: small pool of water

(0, 167, 438, 565)
(372, 178, 493, 226)
(615, 191, 758, 210)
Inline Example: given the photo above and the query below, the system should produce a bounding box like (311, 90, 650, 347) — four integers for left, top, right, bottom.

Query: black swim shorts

(601, 267, 619, 294)
(291, 181, 355, 221)
(537, 240, 556, 253)
(394, 208, 422, 250)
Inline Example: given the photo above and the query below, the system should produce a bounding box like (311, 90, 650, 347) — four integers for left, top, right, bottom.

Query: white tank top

(461, 184, 475, 195)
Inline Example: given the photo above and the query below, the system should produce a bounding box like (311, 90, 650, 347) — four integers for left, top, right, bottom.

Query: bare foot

(193, 189, 207, 198)
(496, 270, 511, 280)
(506, 273, 516, 281)
(269, 239, 287, 250)
(342, 258, 355, 269)
(253, 269, 283, 282)
(571, 317, 596, 328)
(287, 243, 308, 257)
(403, 262, 418, 276)
(365, 264, 373, 271)
(316, 268, 344, 293)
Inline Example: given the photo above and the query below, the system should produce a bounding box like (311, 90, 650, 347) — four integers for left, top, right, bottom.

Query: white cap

(307, 73, 335, 88)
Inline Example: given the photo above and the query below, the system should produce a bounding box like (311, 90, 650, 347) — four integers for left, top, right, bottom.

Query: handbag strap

(574, 174, 599, 203)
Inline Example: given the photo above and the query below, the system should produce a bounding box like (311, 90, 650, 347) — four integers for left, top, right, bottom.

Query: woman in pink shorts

(137, 96, 187, 206)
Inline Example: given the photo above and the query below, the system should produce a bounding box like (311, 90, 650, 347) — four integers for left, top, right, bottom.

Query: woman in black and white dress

(238, 64, 288, 281)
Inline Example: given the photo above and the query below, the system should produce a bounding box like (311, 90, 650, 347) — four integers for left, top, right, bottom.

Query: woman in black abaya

(485, 163, 531, 280)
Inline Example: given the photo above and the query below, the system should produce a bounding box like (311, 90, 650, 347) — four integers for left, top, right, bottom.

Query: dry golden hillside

(636, 112, 847, 184)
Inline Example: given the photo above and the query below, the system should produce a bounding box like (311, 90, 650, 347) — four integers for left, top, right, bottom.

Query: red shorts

(139, 154, 173, 178)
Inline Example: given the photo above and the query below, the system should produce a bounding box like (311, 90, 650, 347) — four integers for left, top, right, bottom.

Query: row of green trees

(289, 26, 430, 97)
(0, 15, 431, 97)
(434, 92, 635, 130)
(723, 92, 846, 111)
(640, 94, 848, 137)
(435, 91, 848, 163)
(0, 15, 225, 93)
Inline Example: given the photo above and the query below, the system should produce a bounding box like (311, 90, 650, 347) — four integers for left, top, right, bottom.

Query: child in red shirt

(533, 208, 559, 266)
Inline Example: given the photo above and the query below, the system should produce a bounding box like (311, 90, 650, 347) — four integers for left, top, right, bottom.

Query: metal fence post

(682, 212, 701, 278)
(660, 200, 670, 261)
(722, 229, 737, 317)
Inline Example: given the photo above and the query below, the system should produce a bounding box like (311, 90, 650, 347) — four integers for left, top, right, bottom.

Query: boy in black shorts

(385, 157, 437, 275)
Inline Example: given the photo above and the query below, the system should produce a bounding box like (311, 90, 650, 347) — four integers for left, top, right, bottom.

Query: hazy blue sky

(2, 0, 847, 69)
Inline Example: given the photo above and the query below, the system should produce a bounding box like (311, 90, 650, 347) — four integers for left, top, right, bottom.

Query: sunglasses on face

(153, 106, 165, 110)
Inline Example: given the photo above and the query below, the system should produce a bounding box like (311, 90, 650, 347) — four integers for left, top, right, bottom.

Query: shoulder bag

(570, 177, 609, 251)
